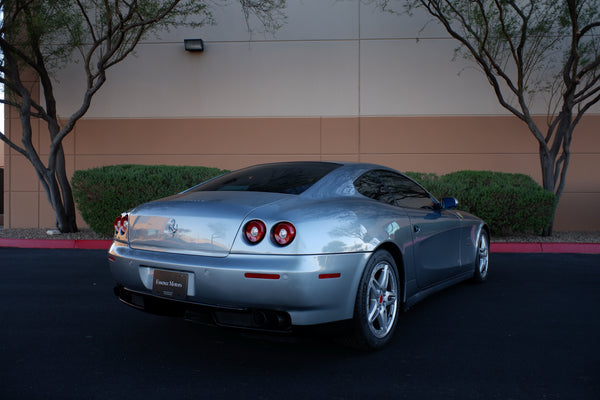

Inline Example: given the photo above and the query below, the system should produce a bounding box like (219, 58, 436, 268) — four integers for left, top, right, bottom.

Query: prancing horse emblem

(167, 218, 178, 236)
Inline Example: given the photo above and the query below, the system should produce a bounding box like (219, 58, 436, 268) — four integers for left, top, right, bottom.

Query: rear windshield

(190, 162, 342, 195)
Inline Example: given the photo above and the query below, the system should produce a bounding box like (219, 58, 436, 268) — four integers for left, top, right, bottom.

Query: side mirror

(440, 197, 458, 210)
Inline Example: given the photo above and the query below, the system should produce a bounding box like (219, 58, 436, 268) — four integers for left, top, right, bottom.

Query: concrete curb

(1, 239, 599, 253)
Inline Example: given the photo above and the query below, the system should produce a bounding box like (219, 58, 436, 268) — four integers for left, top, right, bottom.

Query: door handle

(413, 225, 421, 233)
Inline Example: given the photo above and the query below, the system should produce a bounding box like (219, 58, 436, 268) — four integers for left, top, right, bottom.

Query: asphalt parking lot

(1, 249, 599, 400)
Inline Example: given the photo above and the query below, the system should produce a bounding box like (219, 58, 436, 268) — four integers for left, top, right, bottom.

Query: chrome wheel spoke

(368, 300, 379, 323)
(376, 307, 388, 330)
(479, 236, 489, 274)
(365, 261, 398, 338)
(379, 265, 390, 290)
(369, 277, 382, 293)
(472, 233, 490, 282)
(383, 290, 397, 307)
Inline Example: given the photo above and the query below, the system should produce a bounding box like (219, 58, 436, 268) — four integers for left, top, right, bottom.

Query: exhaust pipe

(253, 310, 269, 327)
(252, 310, 291, 330)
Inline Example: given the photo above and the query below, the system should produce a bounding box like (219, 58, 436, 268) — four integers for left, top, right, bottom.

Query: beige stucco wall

(3, 0, 599, 231)
(4, 114, 599, 231)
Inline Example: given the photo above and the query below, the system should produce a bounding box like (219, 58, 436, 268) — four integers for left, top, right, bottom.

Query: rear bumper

(108, 242, 370, 326)
(114, 285, 294, 331)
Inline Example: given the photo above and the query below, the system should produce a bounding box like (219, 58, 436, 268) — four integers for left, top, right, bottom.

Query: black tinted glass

(191, 162, 342, 195)
(376, 170, 434, 209)
(354, 171, 396, 205)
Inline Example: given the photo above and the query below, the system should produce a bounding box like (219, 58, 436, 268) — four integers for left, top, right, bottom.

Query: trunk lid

(127, 191, 290, 256)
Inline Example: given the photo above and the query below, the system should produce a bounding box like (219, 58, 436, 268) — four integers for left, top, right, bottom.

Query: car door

(376, 170, 464, 289)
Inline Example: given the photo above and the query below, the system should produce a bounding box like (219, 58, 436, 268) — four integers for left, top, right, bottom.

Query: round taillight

(245, 220, 266, 244)
(114, 216, 121, 236)
(121, 216, 129, 235)
(114, 214, 129, 236)
(272, 222, 296, 246)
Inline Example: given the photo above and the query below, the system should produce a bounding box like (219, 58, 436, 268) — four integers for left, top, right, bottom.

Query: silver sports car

(109, 161, 489, 349)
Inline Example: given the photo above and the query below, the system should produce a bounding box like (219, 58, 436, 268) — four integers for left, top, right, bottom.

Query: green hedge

(72, 165, 556, 238)
(405, 170, 556, 236)
(72, 164, 228, 237)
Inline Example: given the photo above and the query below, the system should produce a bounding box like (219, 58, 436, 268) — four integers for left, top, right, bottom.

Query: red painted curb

(74, 240, 114, 249)
(1, 239, 599, 253)
(0, 239, 113, 249)
(490, 243, 542, 253)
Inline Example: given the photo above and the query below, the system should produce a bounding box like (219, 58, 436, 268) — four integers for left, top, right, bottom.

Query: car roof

(298, 161, 401, 199)
(187, 161, 404, 199)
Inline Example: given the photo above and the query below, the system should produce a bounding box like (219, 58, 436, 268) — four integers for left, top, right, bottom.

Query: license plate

(152, 269, 188, 300)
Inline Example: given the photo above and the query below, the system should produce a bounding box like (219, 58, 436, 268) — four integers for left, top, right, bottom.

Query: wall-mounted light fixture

(184, 39, 204, 52)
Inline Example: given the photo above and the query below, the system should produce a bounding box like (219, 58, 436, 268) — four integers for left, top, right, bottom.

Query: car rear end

(108, 187, 368, 331)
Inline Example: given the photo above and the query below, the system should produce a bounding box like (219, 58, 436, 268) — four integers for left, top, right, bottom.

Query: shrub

(404, 172, 444, 197)
(72, 165, 228, 237)
(406, 170, 556, 236)
(73, 165, 556, 238)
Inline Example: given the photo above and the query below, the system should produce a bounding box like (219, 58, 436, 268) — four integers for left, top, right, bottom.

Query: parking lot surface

(1, 249, 599, 399)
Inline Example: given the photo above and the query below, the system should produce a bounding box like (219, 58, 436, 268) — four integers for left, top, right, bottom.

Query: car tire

(472, 230, 489, 283)
(348, 249, 400, 350)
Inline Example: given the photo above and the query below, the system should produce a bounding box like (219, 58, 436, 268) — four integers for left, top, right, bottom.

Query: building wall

(3, 0, 600, 231)
(4, 114, 599, 231)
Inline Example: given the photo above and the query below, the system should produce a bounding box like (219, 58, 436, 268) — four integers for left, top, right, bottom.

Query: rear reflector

(319, 273, 341, 279)
(244, 273, 280, 280)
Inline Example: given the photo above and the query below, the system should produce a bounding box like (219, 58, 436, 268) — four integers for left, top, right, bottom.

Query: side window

(353, 171, 396, 206)
(376, 170, 435, 209)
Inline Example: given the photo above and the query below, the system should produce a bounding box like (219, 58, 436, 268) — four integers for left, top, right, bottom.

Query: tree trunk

(538, 111, 573, 237)
(539, 149, 556, 236)
(36, 157, 79, 233)
(55, 148, 79, 232)
(23, 130, 78, 233)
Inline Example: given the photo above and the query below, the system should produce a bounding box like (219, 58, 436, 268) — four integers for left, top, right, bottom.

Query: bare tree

(0, 0, 285, 233)
(373, 0, 600, 234)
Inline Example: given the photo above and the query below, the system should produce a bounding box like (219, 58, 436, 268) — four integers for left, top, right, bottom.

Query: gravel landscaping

(492, 231, 600, 243)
